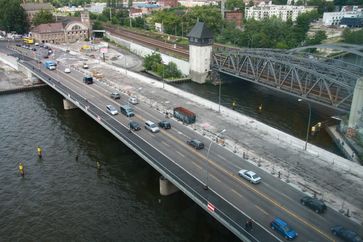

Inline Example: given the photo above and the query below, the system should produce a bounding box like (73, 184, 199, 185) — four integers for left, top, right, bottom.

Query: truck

(44, 60, 56, 70)
(173, 107, 196, 124)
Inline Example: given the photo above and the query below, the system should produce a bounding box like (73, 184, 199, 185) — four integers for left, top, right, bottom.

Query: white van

(128, 96, 138, 104)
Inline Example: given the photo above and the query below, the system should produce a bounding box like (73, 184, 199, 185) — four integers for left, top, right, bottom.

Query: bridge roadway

(8, 45, 360, 242)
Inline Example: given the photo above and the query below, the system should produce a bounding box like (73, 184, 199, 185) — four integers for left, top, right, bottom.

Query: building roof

(32, 22, 64, 33)
(187, 22, 213, 39)
(21, 3, 54, 11)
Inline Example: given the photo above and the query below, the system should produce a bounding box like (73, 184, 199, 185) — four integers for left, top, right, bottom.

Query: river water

(0, 88, 239, 241)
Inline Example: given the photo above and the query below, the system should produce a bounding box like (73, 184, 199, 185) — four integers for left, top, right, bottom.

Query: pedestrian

(37, 146, 42, 158)
(248, 219, 253, 231)
(245, 220, 249, 231)
(19, 163, 25, 177)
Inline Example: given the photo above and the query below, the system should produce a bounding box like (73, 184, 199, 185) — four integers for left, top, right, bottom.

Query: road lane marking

(255, 205, 269, 216)
(28, 59, 334, 242)
(217, 154, 226, 161)
(210, 174, 221, 183)
(176, 150, 186, 158)
(193, 162, 203, 170)
(161, 141, 170, 147)
(231, 189, 242, 198)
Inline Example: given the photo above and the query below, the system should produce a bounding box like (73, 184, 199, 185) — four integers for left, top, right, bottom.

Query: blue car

(270, 217, 298, 240)
(331, 225, 362, 242)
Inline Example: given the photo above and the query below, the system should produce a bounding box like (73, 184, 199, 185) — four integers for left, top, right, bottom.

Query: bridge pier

(159, 176, 179, 196)
(63, 99, 77, 110)
(348, 77, 363, 130)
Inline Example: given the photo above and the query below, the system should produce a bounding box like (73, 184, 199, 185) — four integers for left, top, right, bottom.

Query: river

(0, 88, 240, 241)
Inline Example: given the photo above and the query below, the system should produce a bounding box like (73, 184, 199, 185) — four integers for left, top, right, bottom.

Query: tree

(32, 9, 55, 26)
(342, 29, 363, 44)
(144, 52, 162, 71)
(92, 20, 103, 30)
(306, 30, 327, 45)
(0, 0, 28, 34)
(225, 0, 245, 10)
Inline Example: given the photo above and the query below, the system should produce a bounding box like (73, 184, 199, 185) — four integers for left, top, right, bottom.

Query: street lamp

(298, 98, 311, 151)
(162, 61, 165, 89)
(218, 79, 222, 113)
(204, 129, 226, 190)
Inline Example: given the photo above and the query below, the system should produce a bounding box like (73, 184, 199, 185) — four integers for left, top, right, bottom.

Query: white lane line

(231, 188, 242, 198)
(217, 154, 226, 161)
(210, 174, 222, 183)
(193, 162, 203, 170)
(161, 141, 170, 147)
(176, 150, 186, 158)
(255, 205, 269, 216)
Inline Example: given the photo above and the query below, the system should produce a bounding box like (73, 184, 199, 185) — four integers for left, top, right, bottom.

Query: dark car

(158, 120, 171, 129)
(129, 121, 141, 131)
(331, 226, 362, 242)
(270, 217, 298, 240)
(187, 139, 204, 150)
(110, 92, 121, 99)
(300, 196, 327, 213)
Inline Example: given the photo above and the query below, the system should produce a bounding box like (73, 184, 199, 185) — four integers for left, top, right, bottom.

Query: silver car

(106, 105, 118, 115)
(238, 170, 262, 184)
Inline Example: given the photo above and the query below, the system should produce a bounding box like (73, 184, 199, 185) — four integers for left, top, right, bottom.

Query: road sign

(207, 202, 215, 212)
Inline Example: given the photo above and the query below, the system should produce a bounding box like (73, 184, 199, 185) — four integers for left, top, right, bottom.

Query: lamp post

(298, 98, 311, 151)
(204, 129, 226, 190)
(218, 79, 222, 113)
(162, 61, 165, 89)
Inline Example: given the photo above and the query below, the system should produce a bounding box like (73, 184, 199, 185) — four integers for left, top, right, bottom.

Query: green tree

(144, 52, 162, 71)
(32, 9, 55, 26)
(92, 20, 103, 30)
(0, 0, 28, 34)
(306, 30, 327, 45)
(164, 62, 182, 78)
(225, 0, 245, 10)
(342, 29, 363, 44)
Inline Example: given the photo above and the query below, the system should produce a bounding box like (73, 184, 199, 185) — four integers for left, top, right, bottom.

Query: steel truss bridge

(212, 44, 363, 113)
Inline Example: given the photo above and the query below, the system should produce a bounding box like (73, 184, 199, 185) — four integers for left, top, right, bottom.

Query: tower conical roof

(187, 22, 213, 39)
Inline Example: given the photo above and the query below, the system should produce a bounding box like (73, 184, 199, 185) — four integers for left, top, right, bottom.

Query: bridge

(212, 44, 363, 113)
(3, 41, 363, 242)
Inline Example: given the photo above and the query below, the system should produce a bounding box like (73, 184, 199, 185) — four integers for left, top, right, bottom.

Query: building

(84, 2, 107, 14)
(21, 2, 54, 23)
(178, 0, 218, 8)
(224, 10, 243, 28)
(322, 6, 363, 26)
(340, 17, 363, 28)
(158, 0, 178, 8)
(187, 22, 213, 84)
(245, 1, 315, 22)
(32, 12, 90, 44)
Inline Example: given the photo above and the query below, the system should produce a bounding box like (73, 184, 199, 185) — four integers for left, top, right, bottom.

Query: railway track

(104, 26, 190, 59)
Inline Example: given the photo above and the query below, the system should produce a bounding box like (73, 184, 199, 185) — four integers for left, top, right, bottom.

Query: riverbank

(0, 59, 46, 94)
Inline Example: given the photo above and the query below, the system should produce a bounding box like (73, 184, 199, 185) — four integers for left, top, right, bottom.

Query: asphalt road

(4, 42, 362, 242)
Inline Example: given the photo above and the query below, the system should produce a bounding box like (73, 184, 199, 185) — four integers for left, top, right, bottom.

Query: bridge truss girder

(212, 51, 358, 113)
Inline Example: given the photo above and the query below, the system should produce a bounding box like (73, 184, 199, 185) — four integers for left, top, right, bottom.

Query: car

(35, 42, 39, 46)
(187, 139, 204, 150)
(238, 170, 262, 184)
(106, 105, 118, 115)
(83, 63, 89, 69)
(128, 96, 138, 104)
(64, 68, 71, 73)
(331, 225, 362, 242)
(300, 196, 327, 213)
(32, 48, 37, 51)
(110, 92, 121, 99)
(129, 121, 141, 131)
(158, 120, 171, 129)
(144, 120, 160, 133)
(270, 217, 298, 240)
(83, 76, 93, 84)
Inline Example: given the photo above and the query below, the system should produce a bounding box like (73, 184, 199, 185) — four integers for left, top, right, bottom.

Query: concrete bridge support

(348, 77, 363, 130)
(159, 176, 179, 196)
(63, 99, 77, 110)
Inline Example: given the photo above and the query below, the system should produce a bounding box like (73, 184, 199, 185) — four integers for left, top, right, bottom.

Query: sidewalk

(54, 44, 363, 225)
